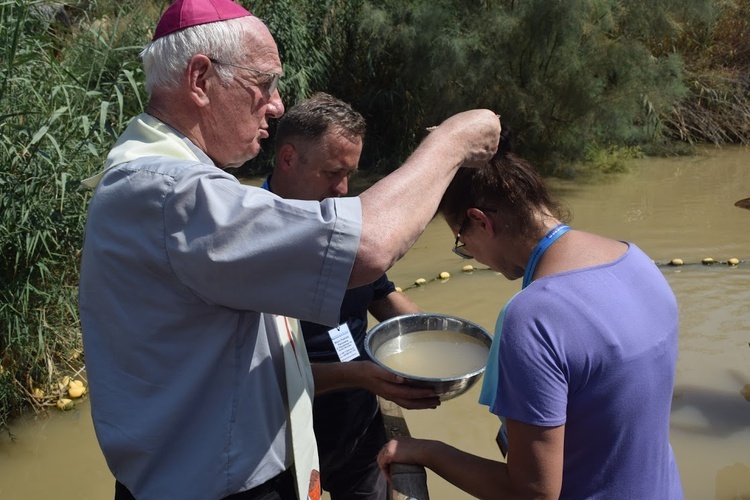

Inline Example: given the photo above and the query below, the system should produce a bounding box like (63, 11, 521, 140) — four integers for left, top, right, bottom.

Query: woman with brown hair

(377, 134, 684, 499)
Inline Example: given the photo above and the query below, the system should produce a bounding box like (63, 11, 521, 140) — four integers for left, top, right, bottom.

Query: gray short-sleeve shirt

(79, 133, 361, 499)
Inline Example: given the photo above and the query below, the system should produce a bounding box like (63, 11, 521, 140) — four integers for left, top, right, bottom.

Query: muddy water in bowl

(365, 313, 493, 401)
(376, 330, 489, 378)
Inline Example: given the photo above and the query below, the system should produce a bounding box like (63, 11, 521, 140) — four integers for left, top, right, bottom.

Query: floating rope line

(396, 265, 495, 292)
(395, 258, 747, 292)
(656, 257, 745, 268)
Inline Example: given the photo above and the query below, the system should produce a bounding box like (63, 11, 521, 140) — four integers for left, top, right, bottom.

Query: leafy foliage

(341, 0, 710, 174)
(0, 0, 154, 431)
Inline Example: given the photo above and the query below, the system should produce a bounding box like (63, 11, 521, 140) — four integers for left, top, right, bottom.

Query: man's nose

(332, 177, 348, 196)
(268, 90, 284, 118)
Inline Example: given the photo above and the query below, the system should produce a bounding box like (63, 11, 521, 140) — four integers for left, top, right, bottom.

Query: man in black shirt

(265, 93, 434, 499)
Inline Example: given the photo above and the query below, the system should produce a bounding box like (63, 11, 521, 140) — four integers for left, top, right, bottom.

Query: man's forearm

(311, 361, 364, 395)
(349, 110, 500, 287)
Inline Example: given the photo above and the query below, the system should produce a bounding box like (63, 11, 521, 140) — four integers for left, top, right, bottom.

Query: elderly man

(265, 92, 422, 499)
(78, 0, 501, 499)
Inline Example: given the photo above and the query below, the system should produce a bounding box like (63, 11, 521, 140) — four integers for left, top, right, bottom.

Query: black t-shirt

(302, 274, 396, 459)
(301, 274, 395, 363)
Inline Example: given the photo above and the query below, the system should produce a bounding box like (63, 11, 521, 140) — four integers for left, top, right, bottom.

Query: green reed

(0, 0, 157, 432)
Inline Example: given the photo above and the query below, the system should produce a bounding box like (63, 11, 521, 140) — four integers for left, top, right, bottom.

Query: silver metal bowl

(364, 313, 492, 401)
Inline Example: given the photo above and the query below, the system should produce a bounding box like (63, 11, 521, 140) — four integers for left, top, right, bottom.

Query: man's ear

(186, 54, 213, 107)
(467, 207, 496, 238)
(277, 143, 297, 172)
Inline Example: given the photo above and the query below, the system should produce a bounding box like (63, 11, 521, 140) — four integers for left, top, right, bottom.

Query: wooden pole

(378, 397, 430, 500)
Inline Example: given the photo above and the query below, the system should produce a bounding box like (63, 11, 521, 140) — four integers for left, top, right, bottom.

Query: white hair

(140, 17, 253, 93)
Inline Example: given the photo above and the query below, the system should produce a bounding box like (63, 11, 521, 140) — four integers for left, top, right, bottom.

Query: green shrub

(330, 0, 715, 173)
(581, 144, 644, 176)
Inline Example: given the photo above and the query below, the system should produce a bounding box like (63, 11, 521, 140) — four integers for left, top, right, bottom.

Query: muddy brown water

(2, 146, 749, 499)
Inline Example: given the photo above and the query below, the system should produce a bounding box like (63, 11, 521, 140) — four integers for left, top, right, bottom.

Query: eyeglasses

(209, 58, 281, 95)
(452, 207, 497, 260)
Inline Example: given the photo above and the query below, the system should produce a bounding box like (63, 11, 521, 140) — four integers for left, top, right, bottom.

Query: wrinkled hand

(377, 436, 426, 483)
(359, 361, 440, 410)
(431, 109, 501, 168)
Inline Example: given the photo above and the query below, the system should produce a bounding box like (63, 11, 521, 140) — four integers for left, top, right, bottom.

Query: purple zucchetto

(152, 0, 251, 41)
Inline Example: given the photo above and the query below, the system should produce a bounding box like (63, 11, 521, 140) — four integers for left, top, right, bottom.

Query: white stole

(274, 315, 320, 500)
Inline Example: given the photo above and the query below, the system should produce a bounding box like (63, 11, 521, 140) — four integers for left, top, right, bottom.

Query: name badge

(328, 323, 360, 362)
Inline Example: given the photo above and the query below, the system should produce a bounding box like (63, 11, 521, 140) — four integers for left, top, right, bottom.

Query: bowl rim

(364, 312, 492, 383)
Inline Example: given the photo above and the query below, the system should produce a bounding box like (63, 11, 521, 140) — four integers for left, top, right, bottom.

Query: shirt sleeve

(371, 274, 397, 301)
(492, 295, 568, 427)
(164, 168, 362, 327)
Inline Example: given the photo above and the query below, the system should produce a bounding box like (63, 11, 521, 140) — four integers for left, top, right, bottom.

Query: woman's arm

(377, 419, 564, 500)
(505, 419, 564, 499)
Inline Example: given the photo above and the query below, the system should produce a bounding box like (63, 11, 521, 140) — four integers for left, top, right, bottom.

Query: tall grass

(0, 0, 156, 433)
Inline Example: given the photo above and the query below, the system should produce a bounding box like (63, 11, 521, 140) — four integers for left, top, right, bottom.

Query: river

(1, 146, 749, 499)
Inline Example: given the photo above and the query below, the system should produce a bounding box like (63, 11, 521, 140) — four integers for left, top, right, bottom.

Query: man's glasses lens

(265, 74, 280, 95)
(209, 58, 280, 95)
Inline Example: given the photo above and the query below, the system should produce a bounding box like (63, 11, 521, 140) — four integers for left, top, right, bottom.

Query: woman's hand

(377, 436, 431, 483)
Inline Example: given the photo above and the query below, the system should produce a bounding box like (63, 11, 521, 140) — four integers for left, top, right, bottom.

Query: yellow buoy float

(462, 264, 474, 272)
(68, 385, 86, 399)
(669, 259, 684, 266)
(67, 379, 86, 399)
(728, 258, 740, 266)
(741, 384, 750, 402)
(68, 386, 85, 399)
(438, 271, 450, 280)
(702, 258, 715, 265)
(415, 278, 427, 286)
(56, 398, 74, 411)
